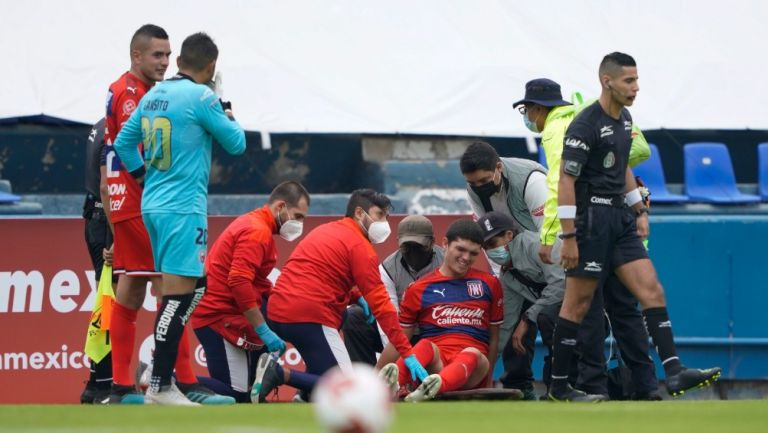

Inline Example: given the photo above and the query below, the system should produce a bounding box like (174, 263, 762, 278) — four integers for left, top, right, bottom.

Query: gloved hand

(255, 323, 286, 355)
(403, 354, 428, 382)
(357, 297, 375, 325)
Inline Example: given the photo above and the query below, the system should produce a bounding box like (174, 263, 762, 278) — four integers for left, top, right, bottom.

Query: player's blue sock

(286, 370, 319, 393)
(642, 307, 683, 376)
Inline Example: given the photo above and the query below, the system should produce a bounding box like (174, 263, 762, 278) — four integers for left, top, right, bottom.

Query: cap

(397, 215, 433, 246)
(512, 78, 571, 108)
(476, 212, 517, 243)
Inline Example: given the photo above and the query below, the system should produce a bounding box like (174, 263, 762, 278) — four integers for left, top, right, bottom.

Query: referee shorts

(567, 199, 648, 280)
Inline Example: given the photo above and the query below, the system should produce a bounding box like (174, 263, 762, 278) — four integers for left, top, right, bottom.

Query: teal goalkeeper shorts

(143, 212, 207, 277)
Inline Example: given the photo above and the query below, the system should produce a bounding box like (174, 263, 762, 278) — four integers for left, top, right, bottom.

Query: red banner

(0, 214, 476, 403)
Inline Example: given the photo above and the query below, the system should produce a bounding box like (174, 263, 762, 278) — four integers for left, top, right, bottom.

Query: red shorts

(113, 216, 159, 276)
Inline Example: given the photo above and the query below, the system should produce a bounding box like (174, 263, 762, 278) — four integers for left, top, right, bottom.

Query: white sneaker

(378, 363, 400, 397)
(404, 374, 442, 402)
(145, 383, 200, 406)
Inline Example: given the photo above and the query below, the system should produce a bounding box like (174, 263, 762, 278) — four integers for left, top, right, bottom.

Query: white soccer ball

(312, 363, 393, 433)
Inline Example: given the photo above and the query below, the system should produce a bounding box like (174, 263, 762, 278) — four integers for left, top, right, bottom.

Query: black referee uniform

(80, 118, 113, 403)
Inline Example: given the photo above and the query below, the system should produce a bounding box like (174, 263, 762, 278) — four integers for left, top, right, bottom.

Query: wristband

(557, 205, 576, 219)
(558, 231, 576, 240)
(625, 188, 642, 207)
(635, 207, 650, 216)
(129, 165, 146, 180)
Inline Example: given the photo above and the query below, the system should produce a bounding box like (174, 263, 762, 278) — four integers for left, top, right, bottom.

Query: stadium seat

(381, 160, 464, 194)
(632, 143, 689, 203)
(758, 143, 768, 200)
(683, 142, 760, 204)
(0, 179, 20, 204)
(537, 146, 548, 169)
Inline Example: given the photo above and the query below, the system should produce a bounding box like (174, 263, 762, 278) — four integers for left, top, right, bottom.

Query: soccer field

(1, 401, 766, 433)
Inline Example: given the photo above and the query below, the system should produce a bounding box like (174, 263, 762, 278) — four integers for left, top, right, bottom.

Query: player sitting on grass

(379, 219, 503, 402)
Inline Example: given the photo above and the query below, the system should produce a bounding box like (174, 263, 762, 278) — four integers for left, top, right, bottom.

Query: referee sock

(150, 293, 195, 392)
(642, 307, 683, 376)
(550, 317, 580, 393)
(110, 302, 138, 386)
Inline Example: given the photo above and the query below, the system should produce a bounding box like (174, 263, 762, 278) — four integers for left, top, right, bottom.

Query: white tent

(1, 0, 766, 136)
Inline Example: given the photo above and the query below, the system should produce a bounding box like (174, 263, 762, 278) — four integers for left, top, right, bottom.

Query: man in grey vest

(343, 215, 444, 365)
(461, 141, 607, 399)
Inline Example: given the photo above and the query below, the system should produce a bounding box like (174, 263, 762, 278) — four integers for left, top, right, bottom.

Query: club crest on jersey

(603, 151, 615, 168)
(466, 280, 484, 298)
(122, 99, 137, 115)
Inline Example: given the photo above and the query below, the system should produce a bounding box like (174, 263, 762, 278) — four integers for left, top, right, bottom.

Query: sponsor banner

(0, 214, 480, 403)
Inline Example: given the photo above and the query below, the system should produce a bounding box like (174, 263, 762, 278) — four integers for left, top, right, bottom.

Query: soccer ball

(312, 363, 393, 433)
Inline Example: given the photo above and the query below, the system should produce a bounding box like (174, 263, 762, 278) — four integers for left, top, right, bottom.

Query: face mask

(486, 245, 510, 266)
(523, 111, 539, 133)
(362, 211, 391, 244)
(278, 207, 303, 242)
(469, 170, 500, 199)
(402, 244, 433, 271)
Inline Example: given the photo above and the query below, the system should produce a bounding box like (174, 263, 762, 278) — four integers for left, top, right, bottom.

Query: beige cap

(397, 215, 434, 246)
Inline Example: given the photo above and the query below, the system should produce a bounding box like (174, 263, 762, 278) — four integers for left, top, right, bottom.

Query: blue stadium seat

(0, 191, 21, 204)
(758, 143, 768, 200)
(684, 142, 760, 204)
(632, 143, 689, 203)
(537, 146, 548, 169)
(381, 160, 464, 194)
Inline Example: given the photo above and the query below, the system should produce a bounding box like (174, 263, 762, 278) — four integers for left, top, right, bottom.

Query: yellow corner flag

(84, 263, 116, 363)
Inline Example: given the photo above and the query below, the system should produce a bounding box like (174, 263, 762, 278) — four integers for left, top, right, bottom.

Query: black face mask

(469, 170, 500, 199)
(401, 244, 433, 272)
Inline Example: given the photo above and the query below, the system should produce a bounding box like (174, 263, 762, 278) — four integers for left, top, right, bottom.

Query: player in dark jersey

(378, 220, 503, 402)
(548, 52, 720, 402)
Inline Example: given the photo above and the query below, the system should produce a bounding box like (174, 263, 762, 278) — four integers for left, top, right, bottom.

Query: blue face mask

(486, 245, 510, 266)
(523, 111, 539, 133)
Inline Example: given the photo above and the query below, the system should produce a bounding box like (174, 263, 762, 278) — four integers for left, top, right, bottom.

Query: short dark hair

(345, 189, 392, 218)
(269, 181, 310, 207)
(445, 219, 484, 246)
(460, 141, 500, 174)
(599, 52, 636, 76)
(130, 24, 168, 51)
(179, 32, 219, 71)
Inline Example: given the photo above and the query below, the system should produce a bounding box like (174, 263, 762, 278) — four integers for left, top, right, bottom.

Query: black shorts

(566, 202, 648, 279)
(84, 207, 113, 281)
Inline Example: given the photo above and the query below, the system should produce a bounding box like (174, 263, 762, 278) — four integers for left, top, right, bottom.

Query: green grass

(1, 401, 767, 433)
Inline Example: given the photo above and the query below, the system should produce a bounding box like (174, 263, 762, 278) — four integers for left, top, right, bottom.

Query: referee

(80, 118, 113, 404)
(548, 52, 720, 402)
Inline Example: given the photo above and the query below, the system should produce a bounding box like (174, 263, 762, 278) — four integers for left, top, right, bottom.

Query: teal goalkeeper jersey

(114, 74, 246, 215)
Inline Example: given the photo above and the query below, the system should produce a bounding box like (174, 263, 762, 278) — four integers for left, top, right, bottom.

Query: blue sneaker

(176, 382, 236, 405)
(251, 353, 281, 403)
(108, 384, 144, 405)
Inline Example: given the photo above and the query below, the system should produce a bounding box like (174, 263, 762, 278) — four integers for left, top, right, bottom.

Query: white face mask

(361, 210, 391, 244)
(278, 208, 303, 242)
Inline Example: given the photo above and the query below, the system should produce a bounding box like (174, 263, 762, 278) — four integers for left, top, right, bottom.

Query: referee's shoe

(547, 384, 608, 403)
(665, 367, 721, 397)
